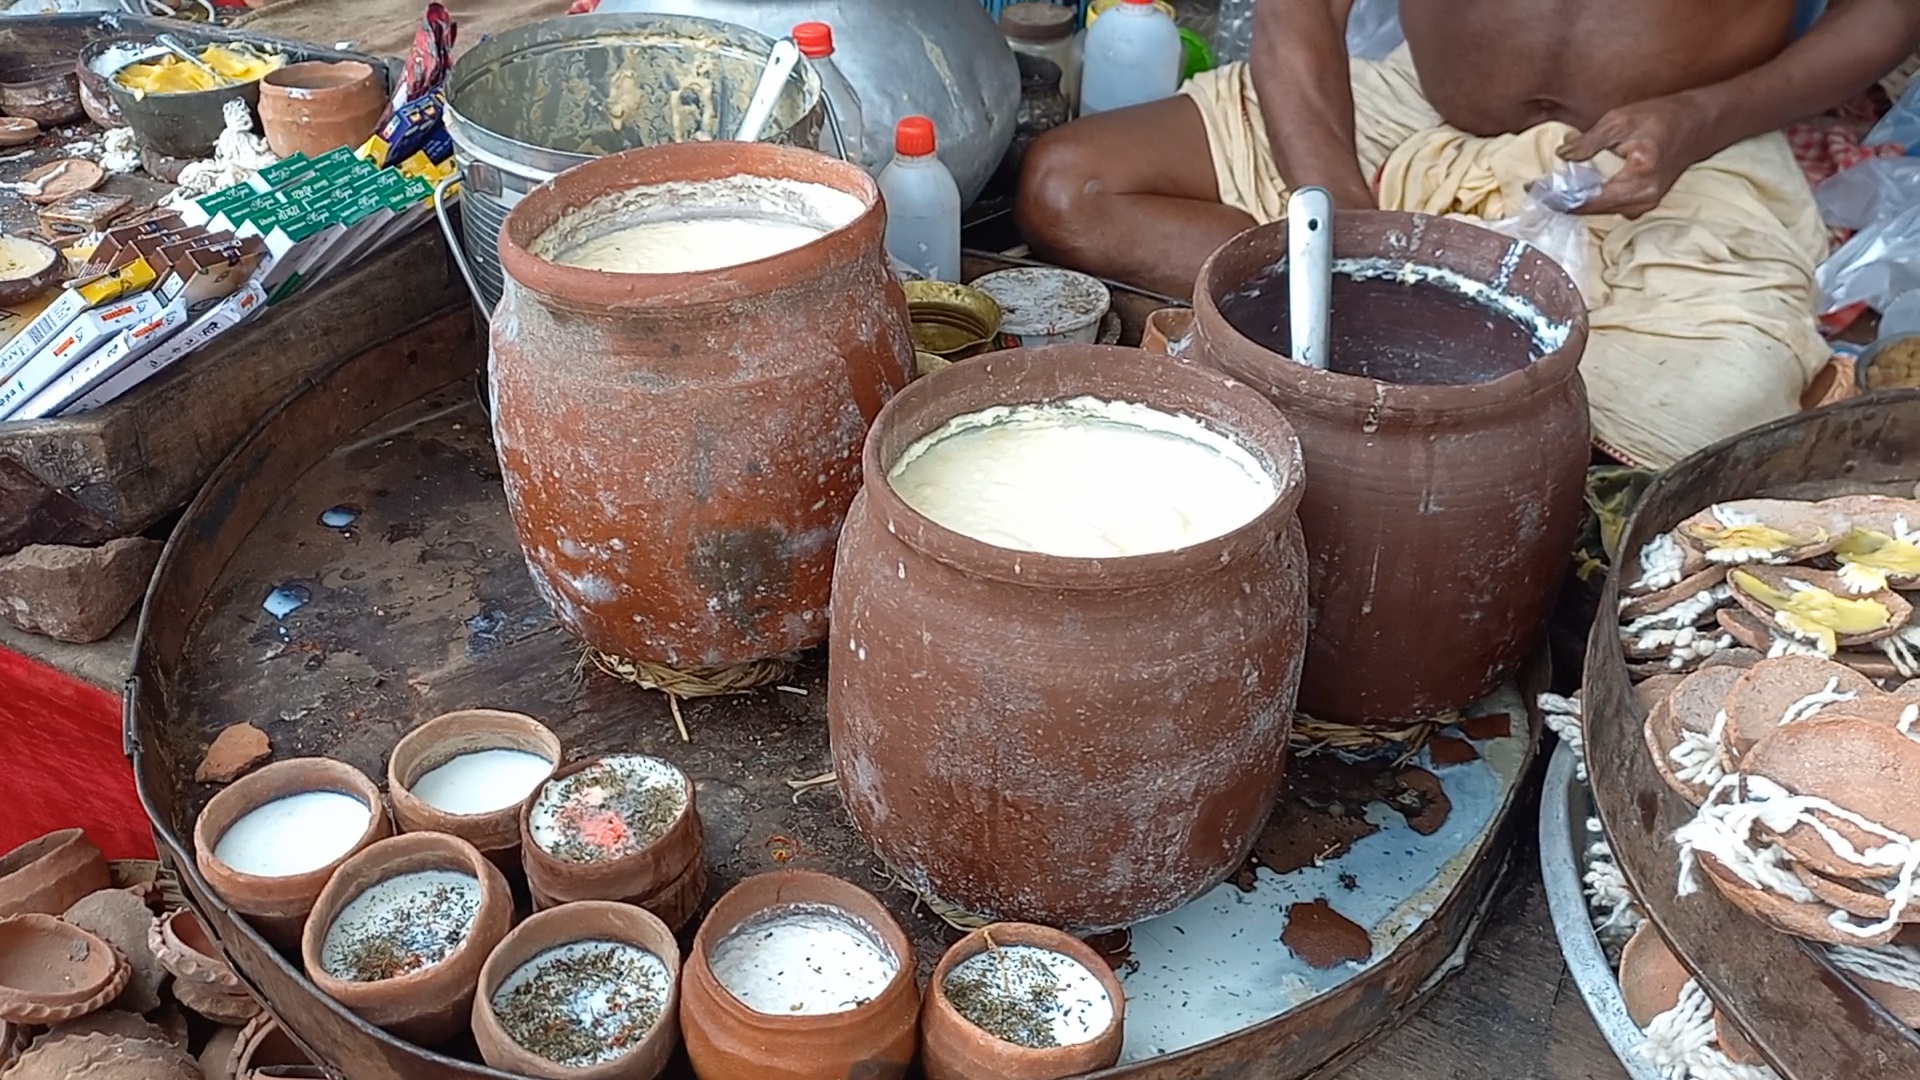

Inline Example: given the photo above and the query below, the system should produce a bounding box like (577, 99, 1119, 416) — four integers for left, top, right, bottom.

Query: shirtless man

(1016, 0, 1920, 467)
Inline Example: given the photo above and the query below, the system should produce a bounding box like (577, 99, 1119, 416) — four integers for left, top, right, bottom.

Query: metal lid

(1001, 2, 1076, 45)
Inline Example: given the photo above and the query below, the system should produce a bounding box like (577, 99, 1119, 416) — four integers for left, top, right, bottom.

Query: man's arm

(1564, 0, 1920, 216)
(1250, 0, 1375, 209)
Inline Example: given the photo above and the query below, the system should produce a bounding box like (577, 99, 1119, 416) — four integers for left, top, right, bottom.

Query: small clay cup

(531, 845, 709, 931)
(257, 61, 386, 160)
(387, 709, 561, 862)
(229, 1014, 313, 1077)
(301, 832, 514, 1047)
(149, 908, 244, 993)
(520, 754, 703, 907)
(921, 923, 1125, 1080)
(193, 758, 391, 949)
(0, 829, 110, 918)
(0, 61, 83, 127)
(681, 870, 920, 1080)
(1139, 307, 1194, 357)
(472, 900, 682, 1080)
(0, 913, 130, 1025)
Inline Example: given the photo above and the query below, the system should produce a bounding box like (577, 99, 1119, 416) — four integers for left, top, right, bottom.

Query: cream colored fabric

(1179, 49, 1832, 470)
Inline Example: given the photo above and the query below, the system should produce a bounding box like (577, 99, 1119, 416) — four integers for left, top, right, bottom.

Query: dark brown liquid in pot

(1217, 271, 1542, 386)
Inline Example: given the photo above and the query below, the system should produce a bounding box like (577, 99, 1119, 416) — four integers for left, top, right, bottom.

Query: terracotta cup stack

(151, 908, 263, 1025)
(520, 754, 707, 931)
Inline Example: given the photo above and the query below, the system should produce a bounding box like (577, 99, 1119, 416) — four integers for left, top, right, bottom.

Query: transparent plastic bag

(1210, 0, 1402, 65)
(1867, 77, 1920, 151)
(1482, 162, 1607, 305)
(1813, 156, 1920, 231)
(1817, 202, 1920, 314)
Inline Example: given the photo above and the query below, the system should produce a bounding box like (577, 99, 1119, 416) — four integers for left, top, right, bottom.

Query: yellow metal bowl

(904, 281, 1003, 362)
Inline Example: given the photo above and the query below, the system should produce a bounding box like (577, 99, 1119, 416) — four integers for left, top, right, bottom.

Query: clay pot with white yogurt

(387, 708, 561, 870)
(1192, 211, 1590, 728)
(681, 870, 920, 1080)
(829, 344, 1310, 931)
(921, 922, 1125, 1080)
(520, 754, 705, 927)
(301, 832, 513, 1046)
(192, 758, 391, 948)
(491, 141, 914, 669)
(472, 901, 682, 1079)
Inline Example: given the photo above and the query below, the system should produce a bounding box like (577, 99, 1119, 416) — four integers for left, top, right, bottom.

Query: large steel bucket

(440, 13, 827, 314)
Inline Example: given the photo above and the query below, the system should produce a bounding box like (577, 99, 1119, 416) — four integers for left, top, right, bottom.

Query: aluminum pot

(594, 0, 1018, 204)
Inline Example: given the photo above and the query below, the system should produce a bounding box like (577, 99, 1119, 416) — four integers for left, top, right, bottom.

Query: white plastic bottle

(792, 21, 871, 173)
(878, 116, 961, 283)
(1079, 0, 1183, 115)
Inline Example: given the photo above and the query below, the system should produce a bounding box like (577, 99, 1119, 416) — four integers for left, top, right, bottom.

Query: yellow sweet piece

(1680, 521, 1802, 554)
(1731, 568, 1891, 654)
(1836, 528, 1920, 577)
(114, 46, 283, 96)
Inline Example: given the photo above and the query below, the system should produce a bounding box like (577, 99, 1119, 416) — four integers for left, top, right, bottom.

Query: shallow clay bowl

(0, 913, 129, 1025)
(1714, 607, 1795, 657)
(1620, 568, 1729, 626)
(1823, 495, 1920, 589)
(149, 908, 243, 992)
(1742, 714, 1920, 884)
(519, 754, 703, 907)
(0, 117, 37, 148)
(173, 972, 263, 1024)
(387, 708, 561, 856)
(472, 900, 682, 1079)
(4, 1030, 201, 1079)
(1618, 924, 1765, 1063)
(681, 869, 921, 1080)
(192, 757, 391, 949)
(0, 61, 83, 127)
(1727, 565, 1911, 647)
(0, 237, 64, 308)
(922, 922, 1125, 1080)
(302, 832, 514, 1047)
(1696, 848, 1895, 946)
(0, 829, 109, 918)
(1643, 665, 1746, 805)
(1791, 863, 1920, 924)
(228, 1014, 314, 1076)
(1716, 656, 1881, 769)
(1677, 499, 1843, 565)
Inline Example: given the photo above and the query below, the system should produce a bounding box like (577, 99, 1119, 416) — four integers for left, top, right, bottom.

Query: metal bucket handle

(435, 38, 851, 318)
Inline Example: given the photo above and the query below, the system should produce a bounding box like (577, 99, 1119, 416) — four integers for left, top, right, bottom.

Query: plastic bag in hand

(1481, 162, 1606, 307)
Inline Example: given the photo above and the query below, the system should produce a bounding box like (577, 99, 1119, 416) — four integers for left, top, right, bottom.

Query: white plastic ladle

(1287, 186, 1334, 370)
(733, 38, 803, 143)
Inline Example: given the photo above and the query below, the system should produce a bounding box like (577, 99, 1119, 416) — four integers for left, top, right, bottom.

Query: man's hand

(1558, 93, 1718, 218)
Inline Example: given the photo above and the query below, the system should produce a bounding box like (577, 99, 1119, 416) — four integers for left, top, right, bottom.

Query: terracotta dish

(301, 833, 513, 1046)
(681, 870, 920, 1080)
(0, 914, 129, 1025)
(0, 117, 37, 147)
(1, 1030, 201, 1079)
(149, 908, 245, 993)
(519, 754, 703, 910)
(1675, 499, 1844, 565)
(0, 829, 109, 918)
(920, 922, 1125, 1080)
(1741, 714, 1920, 884)
(172, 973, 263, 1024)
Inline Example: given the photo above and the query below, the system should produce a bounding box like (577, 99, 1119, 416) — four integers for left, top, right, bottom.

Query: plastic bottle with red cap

(878, 116, 961, 282)
(1080, 0, 1183, 115)
(791, 22, 871, 172)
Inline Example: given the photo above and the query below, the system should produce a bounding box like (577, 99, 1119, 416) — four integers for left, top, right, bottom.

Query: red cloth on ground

(0, 647, 154, 861)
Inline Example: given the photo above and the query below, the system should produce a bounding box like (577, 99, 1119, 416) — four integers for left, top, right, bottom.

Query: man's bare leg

(1015, 96, 1255, 299)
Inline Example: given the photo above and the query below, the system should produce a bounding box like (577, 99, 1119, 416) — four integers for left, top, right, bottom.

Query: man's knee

(1015, 125, 1105, 254)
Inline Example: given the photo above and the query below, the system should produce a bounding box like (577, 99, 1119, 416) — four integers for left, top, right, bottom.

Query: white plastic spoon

(733, 39, 803, 143)
(1287, 186, 1334, 370)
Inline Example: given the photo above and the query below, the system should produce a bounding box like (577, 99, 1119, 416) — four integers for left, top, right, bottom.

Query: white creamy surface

(709, 905, 900, 1016)
(494, 940, 672, 1066)
(214, 791, 370, 877)
(411, 748, 555, 815)
(889, 397, 1277, 558)
(320, 869, 481, 977)
(527, 754, 687, 854)
(948, 945, 1115, 1046)
(537, 175, 864, 276)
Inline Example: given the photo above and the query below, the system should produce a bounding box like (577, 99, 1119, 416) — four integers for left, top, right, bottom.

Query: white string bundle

(1669, 709, 1730, 789)
(1541, 692, 1584, 779)
(1632, 533, 1687, 593)
(1638, 979, 1781, 1080)
(1583, 816, 1644, 948)
(1779, 679, 1856, 725)
(1830, 941, 1920, 992)
(1676, 774, 1920, 939)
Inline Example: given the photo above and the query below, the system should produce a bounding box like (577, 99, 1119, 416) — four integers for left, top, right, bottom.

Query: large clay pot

(1192, 211, 1590, 727)
(301, 833, 514, 1047)
(492, 140, 914, 668)
(829, 345, 1310, 932)
(258, 61, 388, 160)
(680, 870, 920, 1080)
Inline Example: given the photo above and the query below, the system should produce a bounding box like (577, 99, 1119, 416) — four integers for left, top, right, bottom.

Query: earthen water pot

(386, 708, 561, 871)
(491, 140, 914, 669)
(519, 754, 704, 912)
(921, 922, 1125, 1080)
(300, 832, 513, 1047)
(681, 870, 920, 1080)
(471, 900, 683, 1079)
(192, 758, 392, 949)
(0, 828, 110, 918)
(0, 913, 129, 1025)
(257, 61, 387, 160)
(1191, 211, 1590, 728)
(828, 345, 1310, 931)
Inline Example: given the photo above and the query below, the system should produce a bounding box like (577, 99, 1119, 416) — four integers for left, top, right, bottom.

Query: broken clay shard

(1281, 899, 1373, 970)
(196, 723, 272, 784)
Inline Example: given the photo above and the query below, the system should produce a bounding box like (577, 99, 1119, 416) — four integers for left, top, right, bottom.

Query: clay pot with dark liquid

(491, 141, 914, 669)
(829, 345, 1310, 932)
(1192, 211, 1590, 727)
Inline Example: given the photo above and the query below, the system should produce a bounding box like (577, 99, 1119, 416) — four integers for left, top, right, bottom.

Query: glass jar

(1000, 2, 1081, 115)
